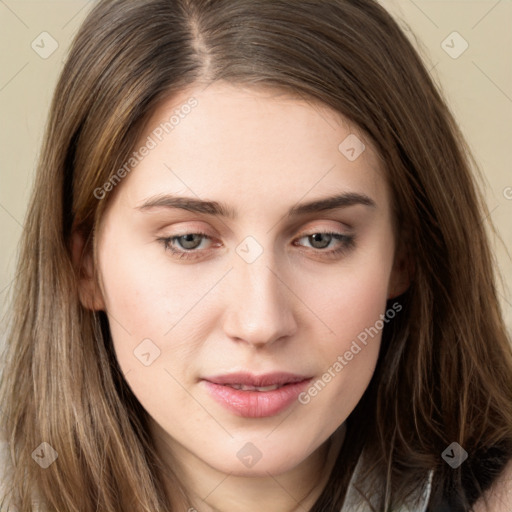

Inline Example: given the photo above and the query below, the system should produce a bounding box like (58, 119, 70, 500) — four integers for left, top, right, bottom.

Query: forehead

(114, 81, 390, 214)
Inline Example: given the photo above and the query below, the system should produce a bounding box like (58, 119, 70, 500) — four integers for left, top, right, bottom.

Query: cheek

(97, 211, 394, 384)
(291, 238, 394, 414)
(96, 231, 209, 373)
(295, 237, 394, 347)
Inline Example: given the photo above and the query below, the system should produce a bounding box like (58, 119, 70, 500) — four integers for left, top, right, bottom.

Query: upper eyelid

(163, 218, 352, 237)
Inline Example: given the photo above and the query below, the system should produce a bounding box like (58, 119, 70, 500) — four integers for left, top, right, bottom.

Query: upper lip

(203, 372, 311, 387)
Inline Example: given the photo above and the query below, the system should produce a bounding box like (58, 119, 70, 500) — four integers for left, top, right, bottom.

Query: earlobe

(387, 244, 413, 299)
(71, 231, 106, 311)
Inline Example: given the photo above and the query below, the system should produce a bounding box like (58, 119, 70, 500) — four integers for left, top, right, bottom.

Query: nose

(221, 253, 298, 348)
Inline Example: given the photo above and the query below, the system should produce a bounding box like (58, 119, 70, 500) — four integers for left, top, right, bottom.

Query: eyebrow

(136, 192, 376, 218)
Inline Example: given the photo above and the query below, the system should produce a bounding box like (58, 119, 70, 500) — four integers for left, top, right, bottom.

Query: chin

(216, 459, 300, 478)
(205, 443, 311, 477)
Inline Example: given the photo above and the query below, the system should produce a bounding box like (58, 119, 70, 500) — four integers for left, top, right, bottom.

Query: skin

(76, 81, 410, 512)
(473, 459, 512, 512)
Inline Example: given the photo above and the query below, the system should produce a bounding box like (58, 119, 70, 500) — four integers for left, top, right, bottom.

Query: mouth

(221, 383, 285, 392)
(203, 371, 310, 387)
(201, 372, 312, 418)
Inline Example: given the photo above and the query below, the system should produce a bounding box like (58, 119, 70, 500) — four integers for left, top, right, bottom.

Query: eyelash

(157, 230, 355, 261)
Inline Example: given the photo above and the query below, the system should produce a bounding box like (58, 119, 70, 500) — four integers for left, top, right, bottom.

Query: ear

(71, 231, 106, 311)
(387, 240, 413, 299)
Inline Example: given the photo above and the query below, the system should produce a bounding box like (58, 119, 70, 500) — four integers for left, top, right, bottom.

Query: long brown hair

(1, 0, 511, 510)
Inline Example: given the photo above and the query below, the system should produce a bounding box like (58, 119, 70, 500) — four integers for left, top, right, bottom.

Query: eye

(173, 233, 206, 250)
(157, 230, 355, 261)
(294, 231, 355, 257)
(157, 232, 214, 260)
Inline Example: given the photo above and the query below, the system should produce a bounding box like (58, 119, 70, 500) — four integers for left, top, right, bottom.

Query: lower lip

(202, 379, 312, 418)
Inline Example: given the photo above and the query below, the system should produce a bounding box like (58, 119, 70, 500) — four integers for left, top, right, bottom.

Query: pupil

(181, 234, 201, 249)
(311, 233, 331, 249)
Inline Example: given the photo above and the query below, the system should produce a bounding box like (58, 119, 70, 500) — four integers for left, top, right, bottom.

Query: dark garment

(426, 444, 511, 512)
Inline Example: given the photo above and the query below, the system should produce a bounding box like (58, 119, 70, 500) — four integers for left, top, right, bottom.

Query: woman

(1, 0, 511, 510)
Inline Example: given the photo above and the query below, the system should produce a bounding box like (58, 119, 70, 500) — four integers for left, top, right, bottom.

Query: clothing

(340, 451, 433, 511)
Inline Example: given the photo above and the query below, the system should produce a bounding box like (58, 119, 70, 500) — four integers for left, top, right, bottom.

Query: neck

(153, 424, 346, 512)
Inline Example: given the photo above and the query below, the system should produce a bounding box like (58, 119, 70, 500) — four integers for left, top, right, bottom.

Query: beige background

(0, 0, 511, 341)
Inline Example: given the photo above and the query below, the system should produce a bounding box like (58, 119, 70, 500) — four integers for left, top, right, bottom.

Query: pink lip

(202, 372, 312, 418)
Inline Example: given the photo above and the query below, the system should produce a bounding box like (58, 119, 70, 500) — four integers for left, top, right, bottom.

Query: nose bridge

(222, 243, 297, 346)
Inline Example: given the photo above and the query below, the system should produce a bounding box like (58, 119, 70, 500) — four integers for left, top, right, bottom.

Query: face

(82, 81, 405, 479)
